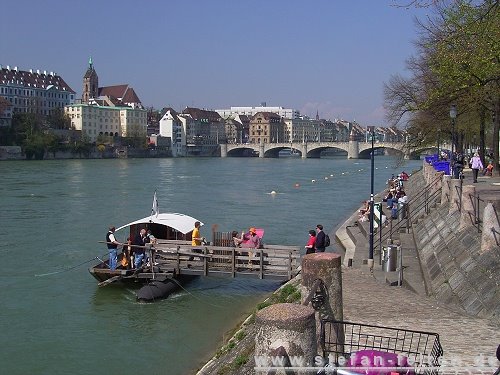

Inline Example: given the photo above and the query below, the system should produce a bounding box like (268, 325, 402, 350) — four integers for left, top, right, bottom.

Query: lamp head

(450, 104, 457, 119)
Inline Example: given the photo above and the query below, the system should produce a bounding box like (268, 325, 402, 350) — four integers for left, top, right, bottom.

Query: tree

(46, 108, 71, 129)
(384, 0, 500, 173)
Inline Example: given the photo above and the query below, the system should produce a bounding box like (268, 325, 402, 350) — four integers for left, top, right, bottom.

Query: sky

(0, 0, 431, 126)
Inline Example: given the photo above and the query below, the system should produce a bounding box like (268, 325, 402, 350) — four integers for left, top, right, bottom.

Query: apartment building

(216, 105, 299, 120)
(0, 64, 75, 116)
(64, 104, 147, 142)
(249, 112, 285, 144)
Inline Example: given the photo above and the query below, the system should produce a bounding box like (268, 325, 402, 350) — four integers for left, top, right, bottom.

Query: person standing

(191, 221, 203, 246)
(132, 228, 147, 269)
(106, 226, 120, 270)
(304, 230, 316, 254)
(315, 224, 326, 252)
(470, 152, 484, 183)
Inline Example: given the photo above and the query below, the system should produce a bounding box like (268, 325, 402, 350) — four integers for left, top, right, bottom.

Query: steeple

(82, 57, 99, 103)
(316, 110, 319, 121)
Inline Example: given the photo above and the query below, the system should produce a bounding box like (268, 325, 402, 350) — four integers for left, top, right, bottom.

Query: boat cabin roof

(116, 213, 203, 235)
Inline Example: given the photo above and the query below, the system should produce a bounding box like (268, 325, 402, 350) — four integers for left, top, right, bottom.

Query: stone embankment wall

(414, 163, 500, 324)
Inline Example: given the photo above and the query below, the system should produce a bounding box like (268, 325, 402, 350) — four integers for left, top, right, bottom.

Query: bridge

(220, 140, 417, 159)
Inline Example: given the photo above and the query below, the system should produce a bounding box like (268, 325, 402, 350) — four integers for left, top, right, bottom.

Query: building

(64, 104, 147, 142)
(216, 105, 299, 120)
(159, 108, 185, 157)
(0, 96, 13, 127)
(249, 112, 285, 144)
(82, 58, 143, 109)
(66, 58, 147, 142)
(159, 107, 226, 156)
(0, 64, 75, 116)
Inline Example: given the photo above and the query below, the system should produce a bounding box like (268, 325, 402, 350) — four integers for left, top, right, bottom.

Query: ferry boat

(89, 193, 300, 301)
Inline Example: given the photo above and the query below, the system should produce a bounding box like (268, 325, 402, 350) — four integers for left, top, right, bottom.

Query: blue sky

(1, 0, 430, 125)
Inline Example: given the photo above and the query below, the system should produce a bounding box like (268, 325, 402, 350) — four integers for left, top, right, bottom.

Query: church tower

(82, 57, 98, 103)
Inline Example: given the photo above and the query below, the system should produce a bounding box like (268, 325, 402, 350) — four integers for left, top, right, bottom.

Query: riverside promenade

(197, 166, 499, 374)
(335, 166, 500, 372)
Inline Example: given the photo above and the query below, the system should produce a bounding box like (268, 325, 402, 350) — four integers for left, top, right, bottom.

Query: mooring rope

(167, 277, 225, 308)
(34, 254, 104, 277)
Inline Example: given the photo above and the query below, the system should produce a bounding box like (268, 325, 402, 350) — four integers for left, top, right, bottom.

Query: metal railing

(468, 192, 486, 233)
(374, 173, 443, 255)
(321, 320, 443, 375)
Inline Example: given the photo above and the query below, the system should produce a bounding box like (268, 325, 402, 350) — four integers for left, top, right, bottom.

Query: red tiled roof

(98, 84, 142, 105)
(98, 84, 128, 99)
(0, 67, 75, 93)
(182, 107, 222, 122)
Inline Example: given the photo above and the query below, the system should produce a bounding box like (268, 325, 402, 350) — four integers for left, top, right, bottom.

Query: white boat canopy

(116, 213, 203, 235)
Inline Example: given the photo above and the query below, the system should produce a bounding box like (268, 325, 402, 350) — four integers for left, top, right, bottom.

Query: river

(0, 156, 422, 375)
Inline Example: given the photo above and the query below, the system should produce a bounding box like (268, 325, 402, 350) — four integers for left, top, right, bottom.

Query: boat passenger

(132, 229, 147, 269)
(106, 226, 120, 270)
(241, 227, 262, 268)
(232, 231, 243, 247)
(191, 221, 203, 246)
(241, 227, 262, 249)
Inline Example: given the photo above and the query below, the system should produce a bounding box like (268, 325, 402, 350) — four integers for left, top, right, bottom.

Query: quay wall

(413, 174, 500, 323)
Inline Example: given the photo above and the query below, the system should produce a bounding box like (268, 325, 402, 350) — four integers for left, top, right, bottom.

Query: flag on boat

(151, 191, 159, 218)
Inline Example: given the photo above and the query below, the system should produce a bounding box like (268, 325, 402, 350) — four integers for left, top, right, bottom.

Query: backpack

(324, 234, 331, 247)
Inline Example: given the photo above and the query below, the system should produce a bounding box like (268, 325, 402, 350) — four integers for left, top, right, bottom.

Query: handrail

(467, 192, 486, 233)
(374, 173, 443, 253)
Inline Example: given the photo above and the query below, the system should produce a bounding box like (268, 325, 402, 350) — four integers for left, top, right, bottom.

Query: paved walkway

(336, 166, 500, 373)
(342, 267, 499, 373)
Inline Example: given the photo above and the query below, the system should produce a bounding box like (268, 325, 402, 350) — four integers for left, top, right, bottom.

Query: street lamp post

(368, 126, 375, 267)
(437, 128, 440, 160)
(450, 105, 457, 177)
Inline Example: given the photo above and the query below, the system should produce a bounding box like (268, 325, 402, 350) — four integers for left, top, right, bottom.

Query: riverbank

(196, 166, 500, 374)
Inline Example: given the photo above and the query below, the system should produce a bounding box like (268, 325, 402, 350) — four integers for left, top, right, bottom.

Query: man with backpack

(315, 224, 330, 252)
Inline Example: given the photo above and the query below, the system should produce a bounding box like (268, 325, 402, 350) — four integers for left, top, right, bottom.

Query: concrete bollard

(480, 200, 500, 254)
(254, 303, 316, 375)
(301, 253, 343, 357)
(449, 179, 461, 214)
(301, 253, 343, 320)
(459, 185, 476, 230)
(441, 175, 451, 204)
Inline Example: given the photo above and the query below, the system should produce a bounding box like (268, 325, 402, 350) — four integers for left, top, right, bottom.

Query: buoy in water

(270, 190, 277, 195)
(311, 179, 316, 183)
(294, 183, 300, 188)
(325, 176, 328, 180)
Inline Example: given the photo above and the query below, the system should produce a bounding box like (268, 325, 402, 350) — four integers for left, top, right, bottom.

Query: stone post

(449, 179, 462, 214)
(220, 143, 227, 158)
(423, 162, 432, 183)
(459, 185, 476, 230)
(347, 140, 359, 159)
(441, 175, 451, 204)
(301, 253, 343, 357)
(480, 200, 500, 254)
(259, 143, 265, 158)
(254, 303, 316, 375)
(301, 143, 307, 159)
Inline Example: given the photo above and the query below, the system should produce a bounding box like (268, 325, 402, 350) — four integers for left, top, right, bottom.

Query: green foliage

(384, 0, 499, 165)
(257, 282, 301, 311)
(46, 108, 71, 129)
